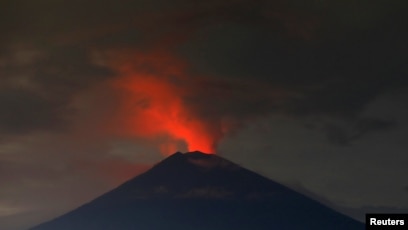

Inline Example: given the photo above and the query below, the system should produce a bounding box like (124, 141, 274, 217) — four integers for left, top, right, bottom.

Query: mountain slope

(30, 151, 364, 230)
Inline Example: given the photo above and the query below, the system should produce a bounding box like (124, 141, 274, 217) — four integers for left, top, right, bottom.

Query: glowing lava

(111, 52, 217, 155)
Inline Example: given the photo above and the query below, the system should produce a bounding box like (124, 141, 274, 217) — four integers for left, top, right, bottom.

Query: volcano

(30, 151, 364, 230)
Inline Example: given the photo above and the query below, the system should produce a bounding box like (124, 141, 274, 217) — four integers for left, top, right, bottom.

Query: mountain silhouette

(30, 151, 364, 230)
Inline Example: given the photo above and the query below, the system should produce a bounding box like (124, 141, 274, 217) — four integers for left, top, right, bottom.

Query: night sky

(1, 0, 408, 229)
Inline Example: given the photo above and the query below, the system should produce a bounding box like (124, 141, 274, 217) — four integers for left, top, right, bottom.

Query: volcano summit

(30, 151, 364, 230)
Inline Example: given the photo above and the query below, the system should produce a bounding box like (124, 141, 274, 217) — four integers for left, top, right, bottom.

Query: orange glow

(110, 51, 217, 155)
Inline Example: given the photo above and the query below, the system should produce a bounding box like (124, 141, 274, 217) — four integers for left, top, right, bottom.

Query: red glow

(110, 51, 217, 155)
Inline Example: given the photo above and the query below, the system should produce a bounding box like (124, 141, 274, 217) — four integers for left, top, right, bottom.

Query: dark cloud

(0, 89, 59, 134)
(1, 0, 262, 47)
(175, 0, 408, 142)
(1, 0, 406, 149)
(0, 45, 113, 135)
(324, 118, 395, 145)
(33, 46, 114, 95)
